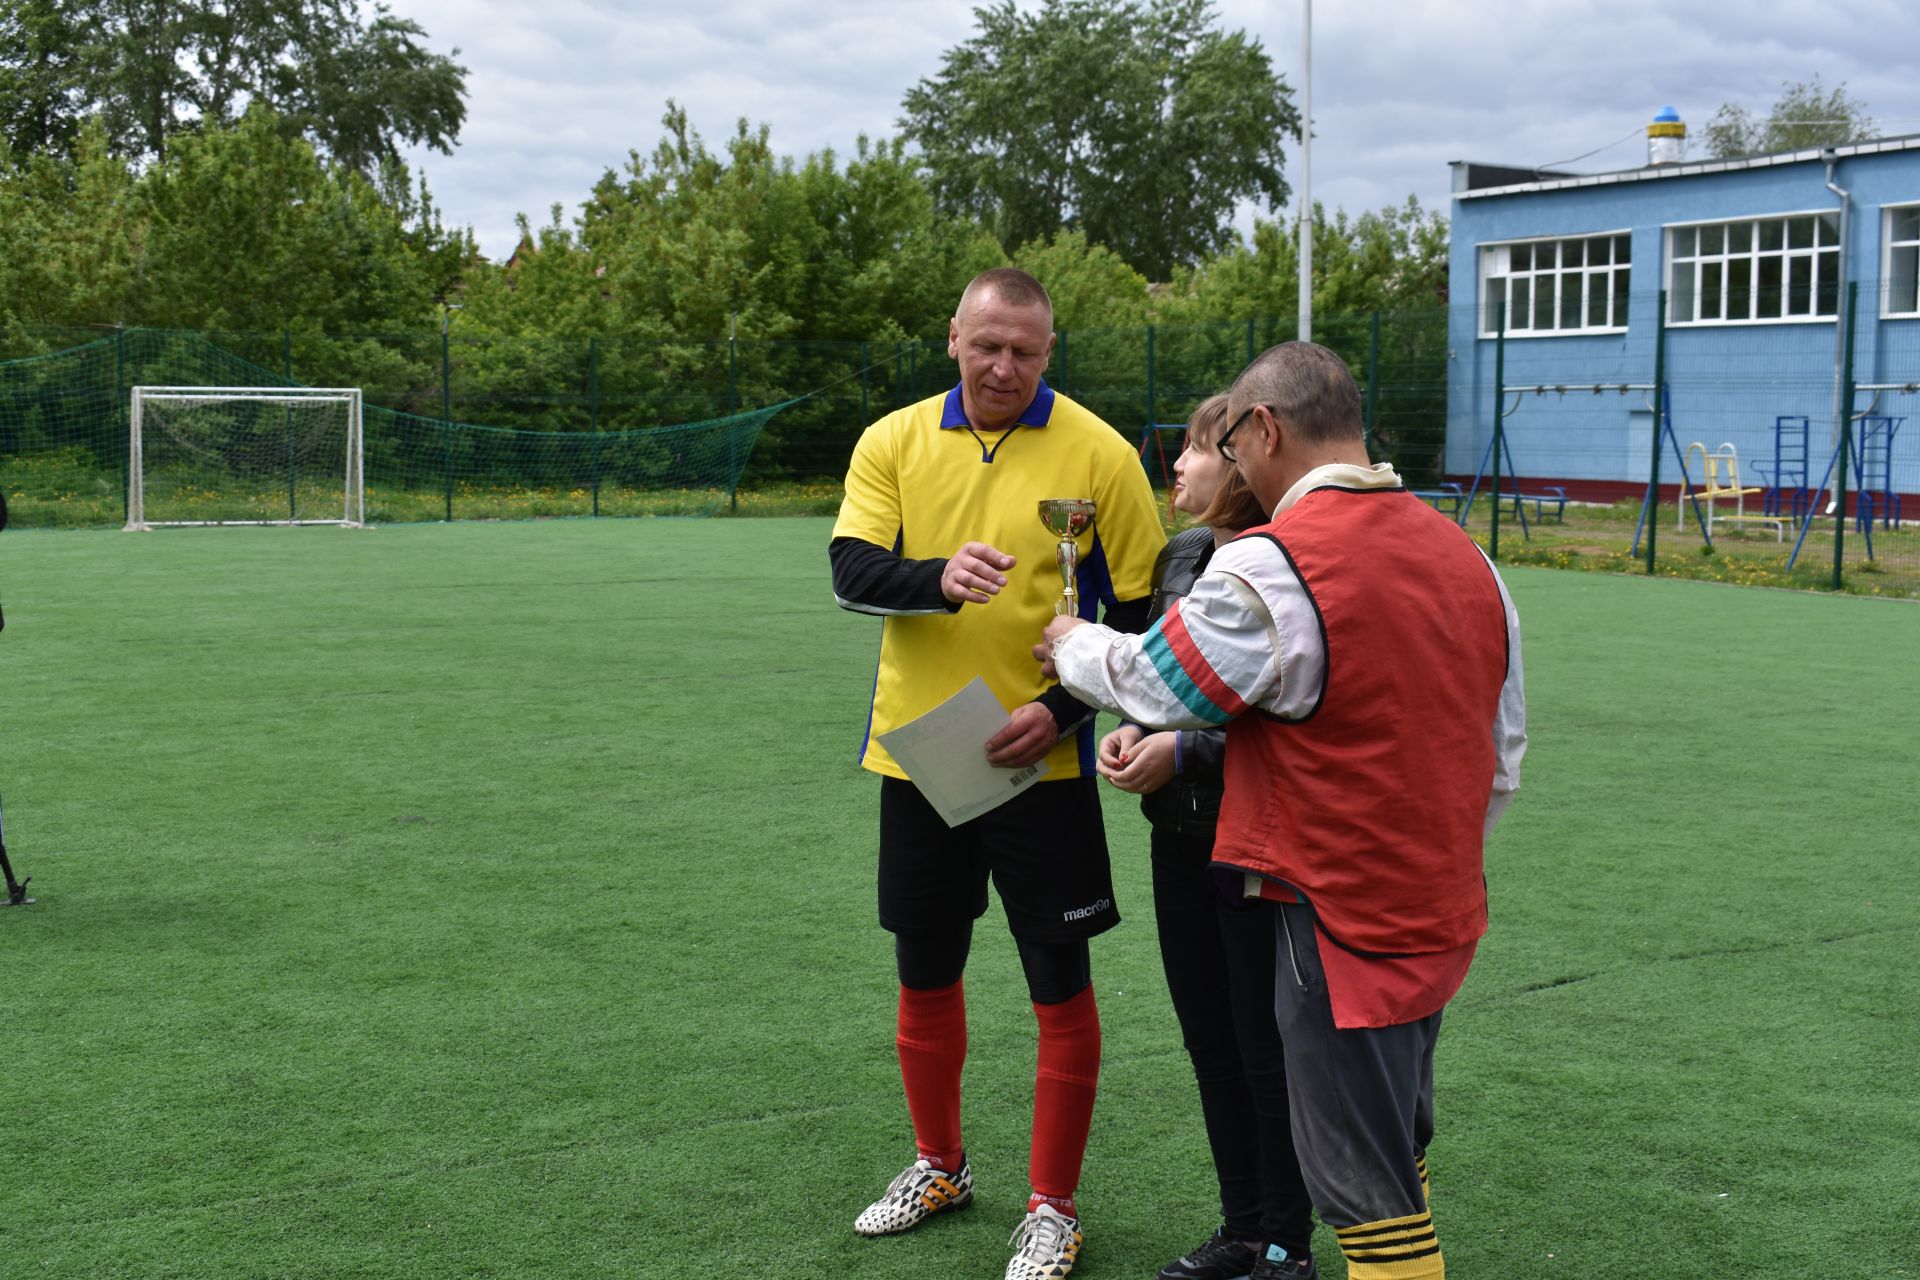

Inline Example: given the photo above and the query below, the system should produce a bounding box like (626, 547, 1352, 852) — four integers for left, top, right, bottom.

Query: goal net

(127, 387, 365, 529)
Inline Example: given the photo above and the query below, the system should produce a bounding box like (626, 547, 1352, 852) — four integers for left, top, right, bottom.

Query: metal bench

(1409, 482, 1465, 516)
(1509, 485, 1567, 522)
(1711, 512, 1793, 541)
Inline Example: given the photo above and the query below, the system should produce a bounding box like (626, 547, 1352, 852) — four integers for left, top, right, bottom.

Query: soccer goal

(127, 386, 365, 530)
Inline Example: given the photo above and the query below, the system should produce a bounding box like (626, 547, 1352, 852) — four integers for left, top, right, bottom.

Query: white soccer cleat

(1005, 1202, 1083, 1280)
(852, 1157, 973, 1236)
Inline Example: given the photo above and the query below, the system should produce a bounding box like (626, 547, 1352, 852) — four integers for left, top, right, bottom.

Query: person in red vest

(1035, 341, 1527, 1280)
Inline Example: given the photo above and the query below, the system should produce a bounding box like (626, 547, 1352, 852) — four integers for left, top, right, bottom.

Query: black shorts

(878, 775, 1119, 944)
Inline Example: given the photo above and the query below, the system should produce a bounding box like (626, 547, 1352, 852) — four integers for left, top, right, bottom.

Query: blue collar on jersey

(939, 379, 1056, 430)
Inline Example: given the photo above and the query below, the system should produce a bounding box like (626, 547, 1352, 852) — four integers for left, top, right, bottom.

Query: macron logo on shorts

(1062, 897, 1112, 923)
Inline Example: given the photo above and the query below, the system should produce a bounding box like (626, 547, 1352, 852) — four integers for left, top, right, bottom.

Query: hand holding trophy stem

(1037, 498, 1098, 618)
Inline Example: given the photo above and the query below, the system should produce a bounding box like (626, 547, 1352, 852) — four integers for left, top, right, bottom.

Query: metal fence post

(441, 320, 453, 522)
(1832, 282, 1858, 591)
(1146, 324, 1157, 434)
(284, 329, 296, 520)
(1646, 290, 1667, 574)
(1490, 307, 1505, 560)
(589, 336, 601, 517)
(116, 327, 128, 524)
(1365, 309, 1381, 454)
(727, 321, 738, 513)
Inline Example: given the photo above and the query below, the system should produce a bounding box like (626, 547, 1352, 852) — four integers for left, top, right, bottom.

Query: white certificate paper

(876, 677, 1051, 827)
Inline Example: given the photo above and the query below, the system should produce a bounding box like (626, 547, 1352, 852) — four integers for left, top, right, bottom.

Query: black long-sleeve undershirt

(829, 536, 957, 616)
(830, 535, 1152, 735)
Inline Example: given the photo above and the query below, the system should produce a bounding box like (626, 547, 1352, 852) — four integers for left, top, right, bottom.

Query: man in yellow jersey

(830, 268, 1164, 1280)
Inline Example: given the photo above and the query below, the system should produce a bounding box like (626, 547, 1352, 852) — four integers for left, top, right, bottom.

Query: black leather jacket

(1136, 525, 1227, 838)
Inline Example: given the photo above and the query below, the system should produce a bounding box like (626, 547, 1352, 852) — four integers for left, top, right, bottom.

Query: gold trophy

(1037, 498, 1098, 617)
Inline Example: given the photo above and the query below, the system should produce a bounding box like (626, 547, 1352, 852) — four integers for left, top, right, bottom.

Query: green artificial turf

(0, 519, 1914, 1279)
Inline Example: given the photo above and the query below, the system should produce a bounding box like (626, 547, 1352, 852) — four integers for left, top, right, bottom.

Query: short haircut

(1230, 341, 1365, 449)
(1184, 394, 1271, 531)
(958, 268, 1053, 327)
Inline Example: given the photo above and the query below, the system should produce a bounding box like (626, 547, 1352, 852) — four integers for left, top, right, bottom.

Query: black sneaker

(1157, 1230, 1259, 1280)
(1248, 1244, 1318, 1279)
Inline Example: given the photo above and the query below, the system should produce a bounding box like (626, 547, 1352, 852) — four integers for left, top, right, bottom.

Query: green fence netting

(0, 310, 1455, 504)
(5, 305, 1914, 596)
(0, 329, 793, 524)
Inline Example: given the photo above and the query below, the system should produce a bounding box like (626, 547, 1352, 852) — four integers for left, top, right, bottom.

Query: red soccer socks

(896, 980, 967, 1171)
(1028, 984, 1101, 1206)
(897, 979, 1102, 1207)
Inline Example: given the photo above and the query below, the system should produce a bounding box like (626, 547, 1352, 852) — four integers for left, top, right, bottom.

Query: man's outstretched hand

(942, 541, 1016, 605)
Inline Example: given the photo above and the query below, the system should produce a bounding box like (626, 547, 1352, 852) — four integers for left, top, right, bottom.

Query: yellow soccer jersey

(833, 381, 1164, 780)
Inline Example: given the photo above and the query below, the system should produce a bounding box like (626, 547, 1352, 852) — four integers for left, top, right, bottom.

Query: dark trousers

(1151, 828, 1315, 1253)
(1272, 898, 1439, 1233)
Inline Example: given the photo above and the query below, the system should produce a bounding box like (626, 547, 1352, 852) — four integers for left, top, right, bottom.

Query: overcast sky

(387, 0, 1920, 265)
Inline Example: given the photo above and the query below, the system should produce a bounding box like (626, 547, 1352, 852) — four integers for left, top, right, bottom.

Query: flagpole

(1298, 0, 1312, 342)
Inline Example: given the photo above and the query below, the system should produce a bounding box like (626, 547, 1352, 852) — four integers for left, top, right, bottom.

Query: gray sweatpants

(1271, 899, 1444, 1273)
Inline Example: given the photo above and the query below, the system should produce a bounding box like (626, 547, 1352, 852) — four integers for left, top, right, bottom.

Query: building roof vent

(1648, 105, 1686, 166)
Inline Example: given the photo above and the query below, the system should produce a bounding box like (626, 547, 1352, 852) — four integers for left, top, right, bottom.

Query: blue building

(1446, 113, 1920, 513)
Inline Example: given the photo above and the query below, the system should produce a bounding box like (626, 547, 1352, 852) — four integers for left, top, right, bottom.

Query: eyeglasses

(1217, 403, 1275, 464)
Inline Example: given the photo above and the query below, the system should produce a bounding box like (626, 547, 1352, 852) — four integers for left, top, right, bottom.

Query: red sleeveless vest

(1213, 486, 1509, 956)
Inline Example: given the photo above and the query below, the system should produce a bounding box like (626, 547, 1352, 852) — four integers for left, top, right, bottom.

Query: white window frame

(1882, 203, 1920, 319)
(1478, 230, 1633, 338)
(1665, 209, 1841, 327)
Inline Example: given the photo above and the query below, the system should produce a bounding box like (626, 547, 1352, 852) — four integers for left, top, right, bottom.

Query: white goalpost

(127, 386, 365, 530)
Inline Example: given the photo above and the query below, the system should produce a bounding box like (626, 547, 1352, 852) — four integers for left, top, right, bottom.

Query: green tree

(467, 106, 1000, 347)
(0, 103, 469, 340)
(0, 0, 467, 173)
(796, 133, 1004, 342)
(901, 0, 1298, 281)
(1158, 196, 1451, 326)
(0, 0, 97, 157)
(1312, 197, 1450, 314)
(1012, 229, 1149, 330)
(131, 105, 463, 333)
(568, 105, 819, 345)
(455, 105, 1013, 475)
(1702, 76, 1876, 159)
(1136, 196, 1453, 481)
(0, 120, 139, 330)
(455, 212, 612, 341)
(257, 3, 468, 177)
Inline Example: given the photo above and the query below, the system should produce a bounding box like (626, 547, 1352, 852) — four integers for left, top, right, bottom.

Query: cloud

(397, 0, 977, 255)
(390, 0, 1920, 261)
